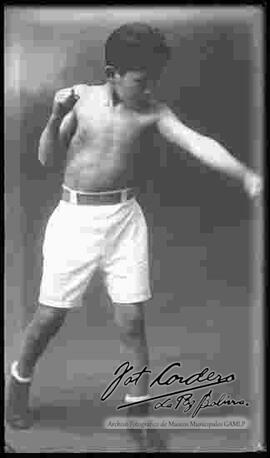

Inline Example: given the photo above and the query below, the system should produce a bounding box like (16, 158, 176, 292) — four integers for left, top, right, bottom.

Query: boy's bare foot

(5, 375, 33, 429)
(125, 402, 168, 451)
(125, 403, 149, 451)
(145, 428, 168, 452)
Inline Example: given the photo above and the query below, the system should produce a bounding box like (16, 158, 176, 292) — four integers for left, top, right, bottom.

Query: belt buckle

(121, 189, 128, 202)
(69, 189, 78, 204)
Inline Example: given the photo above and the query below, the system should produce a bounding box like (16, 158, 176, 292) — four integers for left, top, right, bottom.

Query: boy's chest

(75, 92, 159, 142)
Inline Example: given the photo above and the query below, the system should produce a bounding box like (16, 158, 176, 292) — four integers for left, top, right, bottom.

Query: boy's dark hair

(105, 22, 170, 78)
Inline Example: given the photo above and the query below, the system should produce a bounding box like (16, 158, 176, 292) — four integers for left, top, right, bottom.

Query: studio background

(5, 7, 264, 452)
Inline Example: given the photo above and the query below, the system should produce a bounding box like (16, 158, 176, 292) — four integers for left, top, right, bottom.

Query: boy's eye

(134, 78, 147, 87)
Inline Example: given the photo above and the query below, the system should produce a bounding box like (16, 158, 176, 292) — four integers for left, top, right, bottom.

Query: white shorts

(38, 197, 152, 308)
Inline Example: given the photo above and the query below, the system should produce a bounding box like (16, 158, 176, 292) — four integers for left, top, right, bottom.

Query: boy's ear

(105, 65, 116, 78)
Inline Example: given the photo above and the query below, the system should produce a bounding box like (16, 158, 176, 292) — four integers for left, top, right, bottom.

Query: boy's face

(110, 69, 159, 105)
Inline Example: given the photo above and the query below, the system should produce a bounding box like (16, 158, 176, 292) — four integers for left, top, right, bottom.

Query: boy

(6, 22, 262, 430)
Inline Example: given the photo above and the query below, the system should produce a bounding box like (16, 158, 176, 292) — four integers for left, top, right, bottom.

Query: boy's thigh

(104, 201, 152, 305)
(37, 302, 69, 319)
(40, 205, 102, 309)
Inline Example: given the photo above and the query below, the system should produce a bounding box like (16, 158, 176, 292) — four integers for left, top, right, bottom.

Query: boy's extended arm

(157, 106, 263, 199)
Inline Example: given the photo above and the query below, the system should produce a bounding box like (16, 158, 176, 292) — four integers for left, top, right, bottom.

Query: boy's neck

(105, 81, 154, 112)
(105, 82, 121, 107)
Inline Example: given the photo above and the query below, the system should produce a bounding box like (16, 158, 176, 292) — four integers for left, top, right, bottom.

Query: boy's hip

(42, 189, 147, 256)
(61, 184, 138, 205)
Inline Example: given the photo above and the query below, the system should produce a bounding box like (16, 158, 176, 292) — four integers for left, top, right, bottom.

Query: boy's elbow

(38, 155, 54, 168)
(38, 135, 47, 166)
(38, 144, 47, 166)
(38, 146, 53, 167)
(38, 150, 46, 166)
(39, 157, 48, 167)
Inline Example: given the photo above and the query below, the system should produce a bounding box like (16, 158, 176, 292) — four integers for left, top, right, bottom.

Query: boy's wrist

(238, 164, 250, 183)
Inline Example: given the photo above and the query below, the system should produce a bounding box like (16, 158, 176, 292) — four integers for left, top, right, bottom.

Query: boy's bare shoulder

(72, 83, 103, 98)
(146, 97, 170, 119)
(143, 93, 164, 109)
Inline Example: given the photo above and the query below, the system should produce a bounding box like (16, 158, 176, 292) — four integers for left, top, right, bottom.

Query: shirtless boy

(6, 22, 262, 430)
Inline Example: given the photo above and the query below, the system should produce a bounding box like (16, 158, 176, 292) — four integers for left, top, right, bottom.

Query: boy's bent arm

(38, 114, 63, 166)
(38, 87, 79, 167)
(156, 106, 262, 198)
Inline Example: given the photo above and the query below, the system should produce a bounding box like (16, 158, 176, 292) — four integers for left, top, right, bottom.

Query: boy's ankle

(11, 361, 32, 383)
(125, 393, 150, 403)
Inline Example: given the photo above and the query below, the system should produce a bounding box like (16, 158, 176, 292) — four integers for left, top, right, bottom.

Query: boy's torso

(63, 83, 163, 192)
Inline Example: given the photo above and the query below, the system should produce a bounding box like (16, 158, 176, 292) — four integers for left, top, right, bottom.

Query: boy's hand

(243, 170, 263, 200)
(52, 88, 79, 120)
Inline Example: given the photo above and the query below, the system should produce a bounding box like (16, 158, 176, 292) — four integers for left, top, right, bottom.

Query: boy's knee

(121, 319, 144, 341)
(114, 302, 146, 344)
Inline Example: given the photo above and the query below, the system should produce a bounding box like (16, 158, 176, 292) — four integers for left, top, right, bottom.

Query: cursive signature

(100, 361, 236, 410)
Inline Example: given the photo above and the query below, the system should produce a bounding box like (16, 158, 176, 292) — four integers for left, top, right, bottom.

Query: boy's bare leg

(113, 302, 149, 399)
(6, 304, 68, 429)
(16, 304, 68, 378)
(114, 302, 163, 451)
